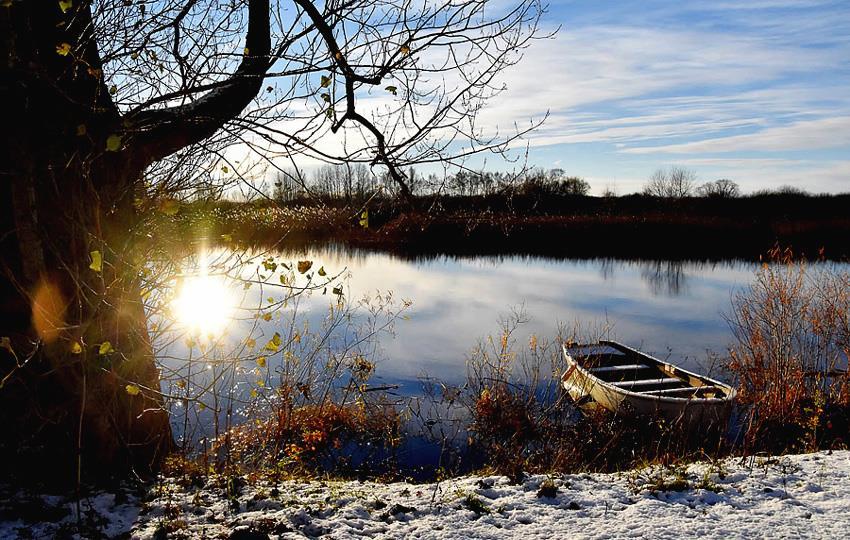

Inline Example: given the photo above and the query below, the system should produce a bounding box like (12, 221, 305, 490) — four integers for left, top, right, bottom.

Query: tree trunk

(0, 138, 175, 487)
(1, 0, 272, 486)
(1, 2, 172, 486)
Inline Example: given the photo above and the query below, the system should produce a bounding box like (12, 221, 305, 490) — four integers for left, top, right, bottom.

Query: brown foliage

(728, 247, 850, 452)
(214, 390, 403, 478)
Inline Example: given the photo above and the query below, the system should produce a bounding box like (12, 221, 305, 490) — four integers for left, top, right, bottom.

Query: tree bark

(0, 0, 270, 486)
(0, 2, 168, 483)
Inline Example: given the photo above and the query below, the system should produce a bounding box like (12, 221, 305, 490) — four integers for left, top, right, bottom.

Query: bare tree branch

(125, 0, 272, 170)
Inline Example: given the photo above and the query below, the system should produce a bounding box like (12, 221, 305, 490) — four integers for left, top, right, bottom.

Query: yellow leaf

(244, 47, 250, 56)
(262, 313, 272, 321)
(256, 379, 265, 388)
(98, 341, 114, 355)
(359, 209, 369, 229)
(109, 84, 117, 95)
(70, 341, 82, 354)
(318, 266, 327, 277)
(89, 250, 102, 272)
(125, 384, 140, 396)
(245, 338, 256, 349)
(58, 0, 72, 13)
(56, 42, 71, 56)
(400, 44, 411, 56)
(221, 165, 229, 173)
(198, 402, 207, 411)
(105, 134, 122, 151)
(265, 332, 281, 351)
(250, 388, 258, 399)
(334, 51, 343, 61)
(257, 356, 266, 367)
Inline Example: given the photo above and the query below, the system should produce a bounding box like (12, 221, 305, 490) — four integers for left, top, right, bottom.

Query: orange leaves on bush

(728, 254, 850, 451)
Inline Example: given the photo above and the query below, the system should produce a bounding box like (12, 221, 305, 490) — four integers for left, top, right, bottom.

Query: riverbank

(176, 193, 850, 261)
(3, 450, 848, 538)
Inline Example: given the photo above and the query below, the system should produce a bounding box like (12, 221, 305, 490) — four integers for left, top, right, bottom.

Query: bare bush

(727, 248, 850, 452)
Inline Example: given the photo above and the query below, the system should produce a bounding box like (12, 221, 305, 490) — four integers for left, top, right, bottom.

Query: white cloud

(477, 22, 840, 134)
(622, 116, 850, 154)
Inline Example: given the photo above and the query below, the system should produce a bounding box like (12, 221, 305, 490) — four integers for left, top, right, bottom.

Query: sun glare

(172, 271, 235, 338)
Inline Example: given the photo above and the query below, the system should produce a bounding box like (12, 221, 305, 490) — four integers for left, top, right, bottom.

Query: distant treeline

(185, 164, 850, 260)
(263, 165, 593, 203)
(255, 163, 836, 204)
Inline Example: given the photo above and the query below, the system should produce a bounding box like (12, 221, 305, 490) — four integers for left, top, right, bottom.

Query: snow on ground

(2, 451, 849, 539)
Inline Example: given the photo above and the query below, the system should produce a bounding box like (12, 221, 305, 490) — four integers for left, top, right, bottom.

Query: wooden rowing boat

(562, 340, 736, 424)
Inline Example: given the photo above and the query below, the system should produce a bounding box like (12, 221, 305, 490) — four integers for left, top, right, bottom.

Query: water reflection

(640, 261, 688, 296)
(155, 246, 849, 397)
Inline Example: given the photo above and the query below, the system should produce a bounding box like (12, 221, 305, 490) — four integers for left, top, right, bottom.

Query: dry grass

(219, 395, 403, 479)
(728, 247, 850, 453)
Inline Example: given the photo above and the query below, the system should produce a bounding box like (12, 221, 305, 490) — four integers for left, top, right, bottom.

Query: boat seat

(611, 377, 683, 389)
(577, 352, 635, 368)
(642, 385, 720, 396)
(590, 363, 649, 373)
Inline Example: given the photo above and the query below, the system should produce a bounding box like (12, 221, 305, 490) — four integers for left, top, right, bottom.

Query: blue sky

(479, 0, 850, 194)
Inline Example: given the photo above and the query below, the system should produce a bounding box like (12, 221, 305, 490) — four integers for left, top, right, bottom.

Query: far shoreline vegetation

(173, 165, 850, 261)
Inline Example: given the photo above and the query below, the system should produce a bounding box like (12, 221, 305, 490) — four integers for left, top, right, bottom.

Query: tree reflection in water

(640, 261, 689, 297)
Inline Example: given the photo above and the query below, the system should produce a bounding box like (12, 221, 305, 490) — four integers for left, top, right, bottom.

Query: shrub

(750, 185, 811, 197)
(727, 247, 850, 452)
(219, 396, 403, 478)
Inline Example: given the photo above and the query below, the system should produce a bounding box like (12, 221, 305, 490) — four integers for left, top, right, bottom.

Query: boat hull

(562, 341, 735, 425)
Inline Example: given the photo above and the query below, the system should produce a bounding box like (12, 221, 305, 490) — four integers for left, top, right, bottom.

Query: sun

(172, 273, 235, 338)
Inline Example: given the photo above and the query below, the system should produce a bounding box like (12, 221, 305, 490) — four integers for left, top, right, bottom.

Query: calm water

(312, 252, 755, 384)
(158, 245, 798, 393)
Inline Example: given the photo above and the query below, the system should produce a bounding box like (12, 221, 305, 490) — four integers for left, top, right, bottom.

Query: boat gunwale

(562, 340, 737, 405)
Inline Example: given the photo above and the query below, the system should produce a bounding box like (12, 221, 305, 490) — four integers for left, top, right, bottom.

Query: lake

(156, 245, 809, 397)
